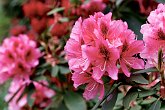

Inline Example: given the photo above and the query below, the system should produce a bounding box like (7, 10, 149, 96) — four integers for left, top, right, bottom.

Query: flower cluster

(141, 4, 165, 68)
(65, 12, 144, 100)
(141, 3, 165, 98)
(0, 34, 41, 84)
(1, 0, 165, 110)
(5, 79, 55, 110)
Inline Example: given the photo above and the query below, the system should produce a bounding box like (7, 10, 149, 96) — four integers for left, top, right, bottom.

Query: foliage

(0, 0, 165, 110)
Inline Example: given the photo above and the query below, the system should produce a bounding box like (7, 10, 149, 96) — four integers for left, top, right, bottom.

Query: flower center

(157, 29, 165, 40)
(99, 45, 110, 61)
(100, 22, 108, 39)
(122, 41, 128, 52)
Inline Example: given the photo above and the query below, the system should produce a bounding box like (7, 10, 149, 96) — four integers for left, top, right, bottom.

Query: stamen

(100, 60, 107, 71)
(123, 58, 133, 66)
(87, 82, 98, 91)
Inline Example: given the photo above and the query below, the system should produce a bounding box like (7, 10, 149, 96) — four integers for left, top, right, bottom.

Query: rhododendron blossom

(0, 34, 41, 84)
(140, 3, 165, 99)
(5, 80, 55, 110)
(141, 3, 165, 68)
(65, 12, 144, 100)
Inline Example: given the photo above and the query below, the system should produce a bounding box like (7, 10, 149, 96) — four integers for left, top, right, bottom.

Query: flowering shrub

(65, 12, 144, 100)
(0, 0, 165, 110)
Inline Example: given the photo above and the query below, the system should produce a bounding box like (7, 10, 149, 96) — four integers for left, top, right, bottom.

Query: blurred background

(0, 0, 165, 109)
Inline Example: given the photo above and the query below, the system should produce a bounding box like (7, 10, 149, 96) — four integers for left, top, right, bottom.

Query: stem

(7, 85, 24, 103)
(91, 82, 121, 110)
(35, 81, 61, 92)
(160, 70, 165, 86)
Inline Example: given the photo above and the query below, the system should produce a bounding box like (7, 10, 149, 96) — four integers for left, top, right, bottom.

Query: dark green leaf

(70, 0, 81, 4)
(33, 76, 47, 81)
(56, 102, 69, 110)
(160, 104, 165, 110)
(148, 99, 161, 110)
(123, 88, 138, 108)
(102, 89, 118, 110)
(141, 97, 157, 105)
(27, 83, 35, 107)
(133, 67, 158, 74)
(50, 94, 64, 108)
(51, 66, 59, 77)
(130, 74, 148, 84)
(138, 90, 157, 98)
(122, 13, 144, 39)
(64, 91, 87, 110)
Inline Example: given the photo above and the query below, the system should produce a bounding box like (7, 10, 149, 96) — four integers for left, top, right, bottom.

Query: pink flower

(5, 78, 29, 110)
(119, 40, 144, 77)
(65, 12, 143, 100)
(0, 34, 41, 84)
(147, 3, 165, 25)
(5, 79, 55, 110)
(82, 39, 119, 80)
(32, 81, 55, 108)
(136, 0, 158, 15)
(140, 4, 165, 68)
(65, 18, 90, 71)
(72, 68, 104, 100)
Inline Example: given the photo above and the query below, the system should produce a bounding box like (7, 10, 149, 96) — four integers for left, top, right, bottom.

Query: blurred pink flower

(5, 78, 29, 110)
(136, 0, 158, 15)
(5, 80, 55, 110)
(81, 0, 106, 17)
(32, 81, 55, 108)
(0, 34, 41, 84)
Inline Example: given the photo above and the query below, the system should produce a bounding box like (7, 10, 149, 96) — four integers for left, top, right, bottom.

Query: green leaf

(56, 102, 69, 110)
(59, 17, 69, 22)
(50, 94, 64, 108)
(160, 104, 165, 110)
(70, 0, 81, 4)
(33, 75, 47, 81)
(141, 97, 157, 105)
(64, 91, 87, 110)
(123, 88, 138, 108)
(138, 90, 157, 98)
(51, 66, 59, 77)
(102, 89, 118, 110)
(130, 74, 148, 84)
(47, 7, 65, 15)
(27, 83, 35, 107)
(156, 0, 165, 3)
(130, 105, 141, 110)
(116, 0, 124, 7)
(148, 99, 161, 110)
(133, 67, 158, 74)
(59, 66, 70, 74)
(122, 12, 144, 40)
